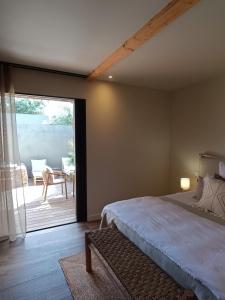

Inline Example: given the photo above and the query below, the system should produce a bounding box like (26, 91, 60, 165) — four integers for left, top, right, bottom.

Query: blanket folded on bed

(101, 196, 225, 300)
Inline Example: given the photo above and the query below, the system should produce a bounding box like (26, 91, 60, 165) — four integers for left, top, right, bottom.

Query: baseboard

(0, 236, 8, 242)
(87, 213, 101, 222)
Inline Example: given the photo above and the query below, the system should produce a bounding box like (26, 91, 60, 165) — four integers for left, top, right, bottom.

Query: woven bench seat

(85, 227, 196, 300)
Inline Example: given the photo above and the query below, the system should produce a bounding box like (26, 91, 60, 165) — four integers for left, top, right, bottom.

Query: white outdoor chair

(31, 159, 47, 185)
(42, 166, 68, 201)
(62, 157, 75, 173)
(62, 157, 76, 197)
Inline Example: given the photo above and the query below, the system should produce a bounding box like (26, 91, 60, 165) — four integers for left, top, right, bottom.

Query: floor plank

(24, 182, 76, 231)
(0, 222, 99, 300)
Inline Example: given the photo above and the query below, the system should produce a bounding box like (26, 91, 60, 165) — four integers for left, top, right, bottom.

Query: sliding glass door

(15, 94, 85, 231)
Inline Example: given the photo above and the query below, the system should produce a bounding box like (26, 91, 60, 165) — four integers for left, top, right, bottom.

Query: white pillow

(197, 175, 225, 217)
(193, 176, 204, 200)
(219, 161, 225, 179)
(31, 159, 47, 172)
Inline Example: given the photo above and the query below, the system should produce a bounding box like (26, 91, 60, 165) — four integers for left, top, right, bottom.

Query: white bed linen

(102, 193, 225, 300)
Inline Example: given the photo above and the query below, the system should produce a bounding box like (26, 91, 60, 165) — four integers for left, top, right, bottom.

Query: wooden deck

(24, 182, 76, 231)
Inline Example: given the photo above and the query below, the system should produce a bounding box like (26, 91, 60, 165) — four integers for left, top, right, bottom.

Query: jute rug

(59, 252, 126, 299)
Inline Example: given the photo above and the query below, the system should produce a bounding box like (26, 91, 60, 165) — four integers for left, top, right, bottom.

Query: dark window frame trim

(1, 61, 87, 79)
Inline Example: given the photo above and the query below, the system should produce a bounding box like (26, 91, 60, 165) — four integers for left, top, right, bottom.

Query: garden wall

(16, 114, 74, 176)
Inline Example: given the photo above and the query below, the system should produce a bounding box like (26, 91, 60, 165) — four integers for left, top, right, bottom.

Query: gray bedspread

(101, 195, 225, 300)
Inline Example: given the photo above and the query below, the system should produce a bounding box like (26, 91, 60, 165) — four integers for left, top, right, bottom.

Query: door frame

(75, 99, 87, 222)
(15, 92, 87, 223)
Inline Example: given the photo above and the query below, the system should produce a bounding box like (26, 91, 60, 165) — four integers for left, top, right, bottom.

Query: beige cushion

(197, 175, 225, 217)
(42, 166, 54, 184)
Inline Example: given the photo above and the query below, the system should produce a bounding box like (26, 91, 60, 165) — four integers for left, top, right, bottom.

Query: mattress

(101, 192, 225, 300)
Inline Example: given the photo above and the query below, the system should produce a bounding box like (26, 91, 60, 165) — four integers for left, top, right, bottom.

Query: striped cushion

(197, 176, 225, 217)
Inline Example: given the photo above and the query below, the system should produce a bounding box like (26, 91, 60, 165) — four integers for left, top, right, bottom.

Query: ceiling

(1, 0, 225, 91)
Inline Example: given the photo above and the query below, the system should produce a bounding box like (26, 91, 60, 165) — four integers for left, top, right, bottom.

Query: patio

(24, 181, 76, 231)
(14, 96, 77, 231)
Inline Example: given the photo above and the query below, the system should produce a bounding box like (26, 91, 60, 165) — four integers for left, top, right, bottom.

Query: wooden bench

(85, 227, 196, 300)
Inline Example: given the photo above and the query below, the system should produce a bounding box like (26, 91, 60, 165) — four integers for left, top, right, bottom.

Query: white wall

(12, 68, 171, 220)
(170, 75, 225, 192)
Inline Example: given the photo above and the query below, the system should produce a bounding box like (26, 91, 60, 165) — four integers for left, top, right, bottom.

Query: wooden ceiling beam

(88, 0, 200, 80)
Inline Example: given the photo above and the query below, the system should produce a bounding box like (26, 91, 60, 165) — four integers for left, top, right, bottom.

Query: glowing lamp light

(108, 75, 113, 79)
(180, 178, 190, 191)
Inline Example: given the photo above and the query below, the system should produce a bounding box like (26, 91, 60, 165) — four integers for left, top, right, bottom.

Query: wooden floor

(24, 182, 76, 231)
(0, 222, 99, 300)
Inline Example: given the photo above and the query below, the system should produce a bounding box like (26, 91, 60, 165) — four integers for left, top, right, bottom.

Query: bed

(101, 188, 225, 300)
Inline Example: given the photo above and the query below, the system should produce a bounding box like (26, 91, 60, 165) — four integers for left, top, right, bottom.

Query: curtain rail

(0, 61, 88, 79)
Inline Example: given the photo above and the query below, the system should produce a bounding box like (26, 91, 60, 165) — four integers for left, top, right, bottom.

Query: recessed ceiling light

(108, 75, 113, 79)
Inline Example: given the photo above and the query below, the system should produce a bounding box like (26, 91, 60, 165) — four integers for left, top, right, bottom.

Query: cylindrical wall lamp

(180, 178, 190, 191)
